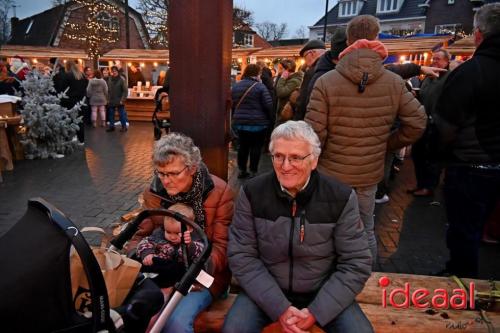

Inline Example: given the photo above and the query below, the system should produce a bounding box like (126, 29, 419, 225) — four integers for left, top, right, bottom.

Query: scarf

(152, 163, 214, 229)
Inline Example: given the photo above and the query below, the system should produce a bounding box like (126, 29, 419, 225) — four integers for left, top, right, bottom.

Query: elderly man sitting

(223, 121, 373, 333)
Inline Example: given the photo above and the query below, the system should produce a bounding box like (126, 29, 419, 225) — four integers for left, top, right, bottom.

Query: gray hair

(474, 3, 500, 39)
(269, 121, 321, 157)
(153, 132, 202, 167)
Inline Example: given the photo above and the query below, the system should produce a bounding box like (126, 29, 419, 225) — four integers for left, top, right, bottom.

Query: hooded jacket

(228, 170, 371, 326)
(305, 40, 426, 187)
(434, 34, 500, 164)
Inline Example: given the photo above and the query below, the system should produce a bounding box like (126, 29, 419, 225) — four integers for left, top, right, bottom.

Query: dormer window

(339, 0, 364, 17)
(96, 11, 119, 31)
(377, 0, 401, 14)
(25, 19, 34, 35)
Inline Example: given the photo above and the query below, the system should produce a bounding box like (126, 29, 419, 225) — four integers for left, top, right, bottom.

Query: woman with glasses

(129, 132, 234, 333)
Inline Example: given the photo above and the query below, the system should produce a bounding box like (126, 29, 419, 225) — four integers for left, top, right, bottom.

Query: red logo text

(379, 276, 475, 310)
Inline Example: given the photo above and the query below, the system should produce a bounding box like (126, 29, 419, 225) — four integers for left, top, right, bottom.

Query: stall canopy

(251, 35, 454, 60)
(0, 45, 87, 60)
(101, 49, 169, 62)
(445, 36, 475, 56)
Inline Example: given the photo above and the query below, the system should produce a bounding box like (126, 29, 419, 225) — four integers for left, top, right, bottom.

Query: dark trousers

(237, 129, 267, 173)
(411, 133, 441, 189)
(444, 166, 500, 278)
(141, 257, 186, 288)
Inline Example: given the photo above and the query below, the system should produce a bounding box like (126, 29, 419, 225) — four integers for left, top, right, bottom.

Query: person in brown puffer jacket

(305, 15, 426, 262)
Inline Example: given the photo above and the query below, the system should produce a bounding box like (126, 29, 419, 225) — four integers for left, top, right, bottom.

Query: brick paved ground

(1, 122, 498, 279)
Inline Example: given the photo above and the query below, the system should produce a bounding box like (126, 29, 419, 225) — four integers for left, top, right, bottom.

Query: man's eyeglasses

(154, 166, 188, 179)
(271, 153, 311, 167)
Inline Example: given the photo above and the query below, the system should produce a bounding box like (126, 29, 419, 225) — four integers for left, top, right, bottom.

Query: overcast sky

(12, 0, 337, 39)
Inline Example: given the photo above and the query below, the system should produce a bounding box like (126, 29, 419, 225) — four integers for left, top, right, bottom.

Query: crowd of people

(0, 56, 134, 143)
(1, 4, 499, 332)
(117, 5, 499, 333)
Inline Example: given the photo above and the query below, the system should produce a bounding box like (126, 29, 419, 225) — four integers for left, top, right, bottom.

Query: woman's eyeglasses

(154, 166, 188, 179)
(271, 153, 311, 167)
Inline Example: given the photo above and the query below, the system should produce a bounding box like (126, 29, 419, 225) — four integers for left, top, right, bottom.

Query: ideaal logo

(379, 276, 475, 310)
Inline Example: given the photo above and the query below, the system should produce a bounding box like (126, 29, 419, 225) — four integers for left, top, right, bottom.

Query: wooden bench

(191, 272, 499, 333)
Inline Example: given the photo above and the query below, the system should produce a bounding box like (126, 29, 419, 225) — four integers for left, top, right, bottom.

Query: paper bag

(70, 228, 142, 310)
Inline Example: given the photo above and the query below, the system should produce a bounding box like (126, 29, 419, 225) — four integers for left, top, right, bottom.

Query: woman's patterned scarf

(152, 163, 214, 230)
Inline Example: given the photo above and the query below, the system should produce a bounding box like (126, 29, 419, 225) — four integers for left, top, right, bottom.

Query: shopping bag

(70, 227, 142, 310)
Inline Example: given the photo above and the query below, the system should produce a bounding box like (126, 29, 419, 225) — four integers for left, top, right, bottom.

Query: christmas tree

(19, 70, 82, 159)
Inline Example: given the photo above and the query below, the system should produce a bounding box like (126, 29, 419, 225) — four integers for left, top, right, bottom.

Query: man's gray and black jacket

(228, 170, 372, 326)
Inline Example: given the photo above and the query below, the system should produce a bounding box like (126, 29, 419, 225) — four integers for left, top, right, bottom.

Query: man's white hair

(474, 3, 500, 39)
(269, 121, 321, 157)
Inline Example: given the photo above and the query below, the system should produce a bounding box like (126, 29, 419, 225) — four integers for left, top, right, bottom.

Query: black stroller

(153, 88, 171, 140)
(0, 198, 212, 333)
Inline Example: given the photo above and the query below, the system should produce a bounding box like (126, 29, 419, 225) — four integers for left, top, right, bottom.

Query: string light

(64, 0, 120, 62)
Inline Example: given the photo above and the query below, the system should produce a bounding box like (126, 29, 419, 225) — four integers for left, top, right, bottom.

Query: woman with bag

(231, 64, 273, 179)
(275, 59, 304, 126)
(128, 132, 234, 333)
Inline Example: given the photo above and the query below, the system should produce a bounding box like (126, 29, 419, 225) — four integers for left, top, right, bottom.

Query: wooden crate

(0, 102, 16, 117)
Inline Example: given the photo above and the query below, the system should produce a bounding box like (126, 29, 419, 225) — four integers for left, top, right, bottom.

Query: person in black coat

(231, 64, 273, 179)
(432, 3, 500, 278)
(294, 39, 326, 120)
(60, 61, 88, 144)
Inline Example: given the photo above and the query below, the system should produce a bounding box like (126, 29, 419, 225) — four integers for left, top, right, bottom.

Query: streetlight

(323, 0, 330, 42)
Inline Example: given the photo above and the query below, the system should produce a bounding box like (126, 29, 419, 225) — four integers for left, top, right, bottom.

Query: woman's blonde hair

(65, 61, 84, 80)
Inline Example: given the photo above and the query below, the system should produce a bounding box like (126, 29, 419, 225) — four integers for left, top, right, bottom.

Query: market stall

(0, 45, 89, 69)
(101, 49, 170, 121)
(445, 36, 475, 59)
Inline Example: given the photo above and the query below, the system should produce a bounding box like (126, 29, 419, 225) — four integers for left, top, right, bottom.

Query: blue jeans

(222, 292, 373, 333)
(161, 288, 213, 333)
(107, 105, 128, 129)
(444, 166, 500, 277)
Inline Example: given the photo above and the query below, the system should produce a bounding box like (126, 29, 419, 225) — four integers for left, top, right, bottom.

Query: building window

(96, 11, 119, 32)
(243, 33, 254, 47)
(25, 19, 34, 35)
(339, 1, 358, 17)
(435, 23, 461, 34)
(377, 0, 400, 13)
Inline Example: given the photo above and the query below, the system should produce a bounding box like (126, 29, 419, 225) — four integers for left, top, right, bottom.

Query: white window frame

(243, 33, 254, 47)
(96, 11, 119, 31)
(434, 23, 460, 34)
(377, 0, 400, 14)
(339, 1, 358, 17)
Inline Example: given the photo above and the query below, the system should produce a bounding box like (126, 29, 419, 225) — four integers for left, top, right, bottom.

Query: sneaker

(375, 194, 390, 204)
(106, 127, 115, 132)
(237, 171, 249, 179)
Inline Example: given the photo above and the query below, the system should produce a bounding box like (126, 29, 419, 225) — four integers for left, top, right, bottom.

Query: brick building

(8, 0, 150, 52)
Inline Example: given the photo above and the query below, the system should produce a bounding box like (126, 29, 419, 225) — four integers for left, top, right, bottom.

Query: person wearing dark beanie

(294, 39, 326, 120)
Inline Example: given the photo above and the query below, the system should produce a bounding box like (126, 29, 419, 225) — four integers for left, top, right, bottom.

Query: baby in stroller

(137, 203, 204, 287)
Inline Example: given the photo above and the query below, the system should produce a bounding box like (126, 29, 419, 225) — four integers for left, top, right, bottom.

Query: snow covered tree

(19, 70, 82, 159)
